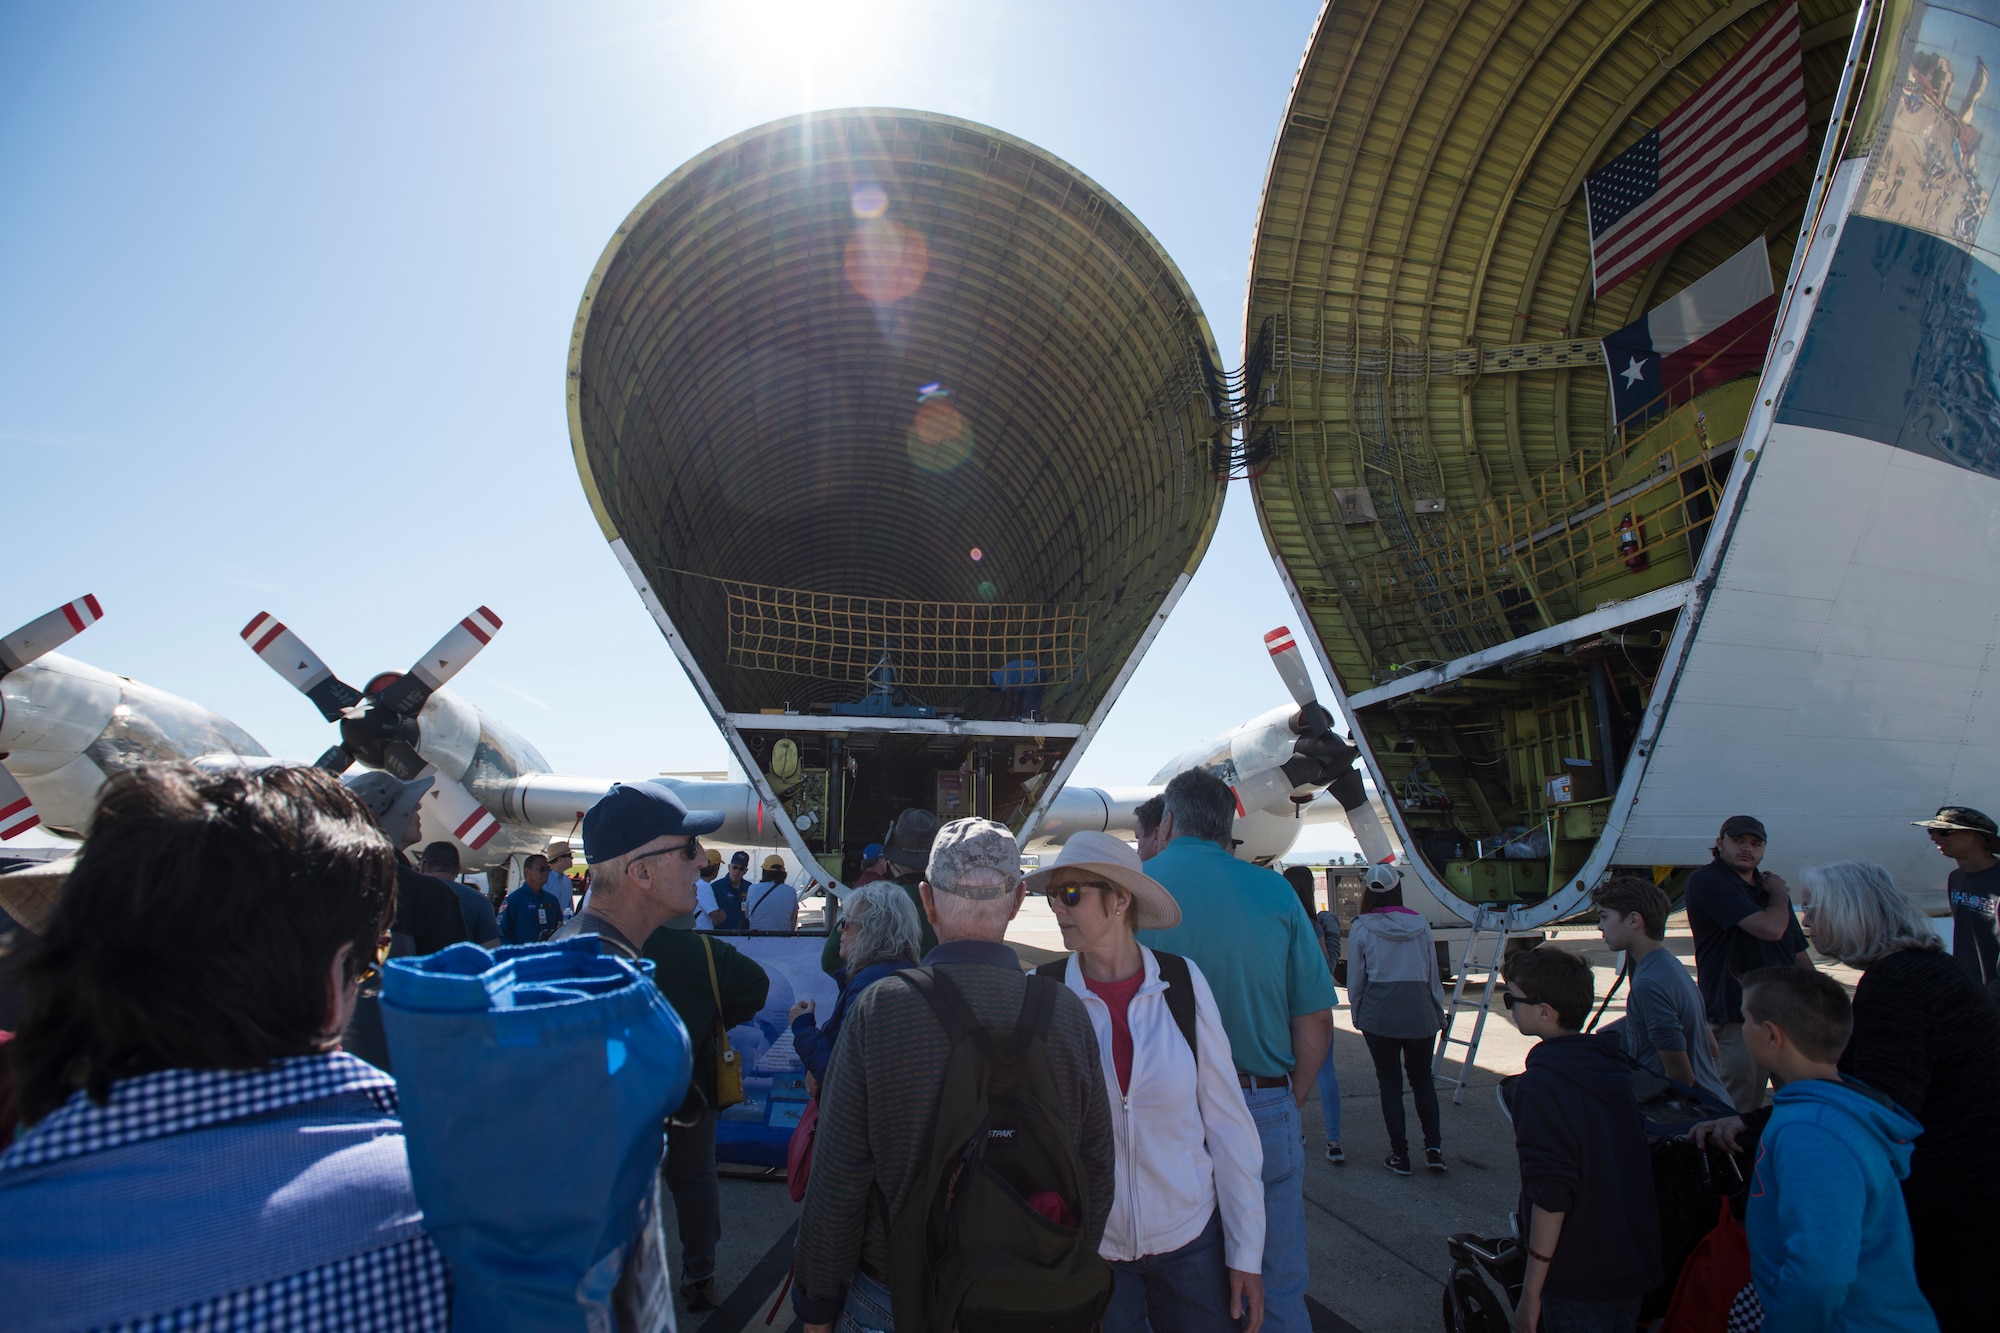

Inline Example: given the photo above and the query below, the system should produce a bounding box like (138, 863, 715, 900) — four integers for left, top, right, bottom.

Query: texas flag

(1602, 237, 1776, 425)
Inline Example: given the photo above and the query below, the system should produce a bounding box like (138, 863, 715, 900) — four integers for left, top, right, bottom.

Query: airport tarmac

(668, 910, 1851, 1333)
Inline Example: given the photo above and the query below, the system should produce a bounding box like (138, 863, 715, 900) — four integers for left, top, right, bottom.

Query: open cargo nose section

(1244, 0, 1880, 925)
(567, 109, 1227, 882)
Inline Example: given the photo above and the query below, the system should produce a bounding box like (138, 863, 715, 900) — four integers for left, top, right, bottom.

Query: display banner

(714, 933, 841, 1167)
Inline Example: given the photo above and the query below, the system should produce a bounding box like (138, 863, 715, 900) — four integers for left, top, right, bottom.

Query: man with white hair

(554, 783, 723, 959)
(792, 818, 1113, 1333)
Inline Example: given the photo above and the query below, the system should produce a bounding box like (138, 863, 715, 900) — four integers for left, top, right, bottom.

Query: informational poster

(715, 934, 840, 1167)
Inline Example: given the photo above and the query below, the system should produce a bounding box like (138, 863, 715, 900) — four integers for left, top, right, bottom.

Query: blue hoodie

(1748, 1076, 1938, 1333)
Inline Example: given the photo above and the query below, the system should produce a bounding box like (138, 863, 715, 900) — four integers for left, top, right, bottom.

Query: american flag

(1586, 5, 1807, 296)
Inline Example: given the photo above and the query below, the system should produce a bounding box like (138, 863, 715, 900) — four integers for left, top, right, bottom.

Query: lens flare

(969, 547, 984, 562)
(851, 183, 888, 218)
(978, 580, 998, 601)
(845, 218, 928, 304)
(908, 396, 974, 472)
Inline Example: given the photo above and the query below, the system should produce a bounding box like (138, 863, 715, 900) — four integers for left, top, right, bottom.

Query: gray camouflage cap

(927, 817, 1022, 899)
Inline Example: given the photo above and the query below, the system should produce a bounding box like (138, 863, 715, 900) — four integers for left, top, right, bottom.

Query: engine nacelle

(0, 652, 269, 834)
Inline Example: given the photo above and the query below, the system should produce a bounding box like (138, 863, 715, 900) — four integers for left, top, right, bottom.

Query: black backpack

(882, 967, 1113, 1333)
(1032, 951, 1199, 1061)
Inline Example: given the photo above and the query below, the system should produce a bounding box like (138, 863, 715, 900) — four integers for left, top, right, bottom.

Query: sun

(740, 0, 908, 89)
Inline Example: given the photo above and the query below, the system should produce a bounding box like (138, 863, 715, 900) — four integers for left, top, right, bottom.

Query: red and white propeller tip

(1264, 627, 1317, 709)
(423, 769, 501, 851)
(0, 766, 40, 840)
(409, 607, 502, 694)
(1, 595, 104, 675)
(241, 612, 336, 694)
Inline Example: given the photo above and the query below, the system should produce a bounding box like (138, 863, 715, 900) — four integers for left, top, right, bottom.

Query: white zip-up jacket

(1061, 946, 1266, 1271)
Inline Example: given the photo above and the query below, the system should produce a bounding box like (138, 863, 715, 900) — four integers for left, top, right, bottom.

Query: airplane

(1036, 626, 1393, 866)
(1240, 0, 1995, 929)
(237, 605, 1393, 882)
(237, 607, 782, 868)
(1, 597, 269, 844)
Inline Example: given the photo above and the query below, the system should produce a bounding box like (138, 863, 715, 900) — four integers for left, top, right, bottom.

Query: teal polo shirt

(1135, 836, 1338, 1078)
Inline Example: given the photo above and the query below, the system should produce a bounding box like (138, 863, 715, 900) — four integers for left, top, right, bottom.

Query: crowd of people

(0, 758, 1995, 1332)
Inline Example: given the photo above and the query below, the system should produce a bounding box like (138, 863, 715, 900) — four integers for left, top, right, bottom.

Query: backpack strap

(1017, 972, 1060, 1047)
(1152, 950, 1200, 1062)
(897, 966, 998, 1061)
(1037, 951, 1197, 1061)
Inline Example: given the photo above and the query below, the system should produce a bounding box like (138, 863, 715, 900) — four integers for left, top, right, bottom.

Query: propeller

(1250, 626, 1395, 863)
(1, 595, 105, 839)
(240, 607, 507, 851)
(1, 595, 103, 675)
(0, 767, 38, 841)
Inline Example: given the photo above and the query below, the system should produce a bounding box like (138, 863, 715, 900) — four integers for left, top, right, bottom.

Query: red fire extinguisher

(1619, 514, 1649, 571)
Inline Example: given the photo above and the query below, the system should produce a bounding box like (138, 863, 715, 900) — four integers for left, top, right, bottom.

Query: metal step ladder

(1431, 908, 1508, 1105)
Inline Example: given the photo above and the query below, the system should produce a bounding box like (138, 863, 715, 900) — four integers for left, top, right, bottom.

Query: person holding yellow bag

(642, 914, 770, 1311)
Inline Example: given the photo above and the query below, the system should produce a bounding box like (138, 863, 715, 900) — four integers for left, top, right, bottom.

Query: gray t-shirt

(1625, 945, 1733, 1110)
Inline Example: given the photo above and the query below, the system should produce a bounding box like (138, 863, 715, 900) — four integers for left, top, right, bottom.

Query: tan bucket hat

(1022, 831, 1181, 930)
(0, 853, 76, 935)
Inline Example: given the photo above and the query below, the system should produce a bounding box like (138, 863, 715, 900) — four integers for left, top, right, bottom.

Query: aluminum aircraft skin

(0, 597, 268, 843)
(4, 598, 1392, 885)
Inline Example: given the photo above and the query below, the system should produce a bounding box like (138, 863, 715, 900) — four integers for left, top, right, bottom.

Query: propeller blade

(315, 744, 355, 775)
(422, 769, 502, 852)
(379, 739, 429, 782)
(240, 613, 365, 722)
(1327, 769, 1396, 865)
(1263, 627, 1318, 710)
(378, 607, 502, 717)
(1, 595, 103, 674)
(0, 765, 40, 840)
(1230, 766, 1296, 816)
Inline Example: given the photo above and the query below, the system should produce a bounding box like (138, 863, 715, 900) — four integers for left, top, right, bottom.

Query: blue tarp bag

(382, 937, 692, 1331)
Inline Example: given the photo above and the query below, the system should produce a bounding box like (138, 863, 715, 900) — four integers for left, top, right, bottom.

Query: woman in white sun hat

(1026, 831, 1267, 1333)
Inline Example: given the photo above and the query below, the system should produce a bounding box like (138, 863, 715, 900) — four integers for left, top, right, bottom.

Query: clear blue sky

(4, 0, 1360, 856)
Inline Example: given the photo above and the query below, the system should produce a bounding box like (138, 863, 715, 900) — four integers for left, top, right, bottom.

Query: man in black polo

(640, 918, 769, 1311)
(1913, 805, 2000, 986)
(1683, 814, 1811, 1112)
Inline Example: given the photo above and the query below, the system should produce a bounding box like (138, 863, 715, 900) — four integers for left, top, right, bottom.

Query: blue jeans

(1244, 1086, 1308, 1333)
(1536, 1293, 1641, 1332)
(1103, 1209, 1234, 1333)
(1313, 1041, 1342, 1143)
(835, 1270, 896, 1333)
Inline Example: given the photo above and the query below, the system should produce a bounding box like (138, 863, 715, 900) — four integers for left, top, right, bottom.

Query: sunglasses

(1500, 991, 1542, 1012)
(1045, 879, 1112, 908)
(629, 837, 703, 866)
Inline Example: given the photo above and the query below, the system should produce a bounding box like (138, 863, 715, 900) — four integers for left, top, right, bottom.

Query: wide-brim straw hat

(1022, 831, 1181, 930)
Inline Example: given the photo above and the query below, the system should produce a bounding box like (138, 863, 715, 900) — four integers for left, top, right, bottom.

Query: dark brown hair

(1133, 794, 1165, 838)
(1502, 945, 1594, 1032)
(1592, 875, 1670, 941)
(10, 764, 395, 1122)
(1741, 965, 1852, 1062)
(1283, 865, 1317, 918)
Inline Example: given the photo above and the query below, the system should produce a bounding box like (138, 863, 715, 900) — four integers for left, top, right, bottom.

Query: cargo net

(721, 579, 1089, 688)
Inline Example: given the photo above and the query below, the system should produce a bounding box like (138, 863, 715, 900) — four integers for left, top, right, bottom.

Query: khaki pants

(1714, 1022, 1772, 1113)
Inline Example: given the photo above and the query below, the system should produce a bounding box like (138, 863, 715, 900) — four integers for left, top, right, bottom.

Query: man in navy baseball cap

(555, 783, 724, 958)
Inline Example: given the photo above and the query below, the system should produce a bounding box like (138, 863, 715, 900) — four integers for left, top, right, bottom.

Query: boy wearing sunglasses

(1501, 946, 1659, 1333)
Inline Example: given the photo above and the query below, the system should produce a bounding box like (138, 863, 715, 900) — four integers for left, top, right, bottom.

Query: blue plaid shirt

(0, 1053, 450, 1331)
